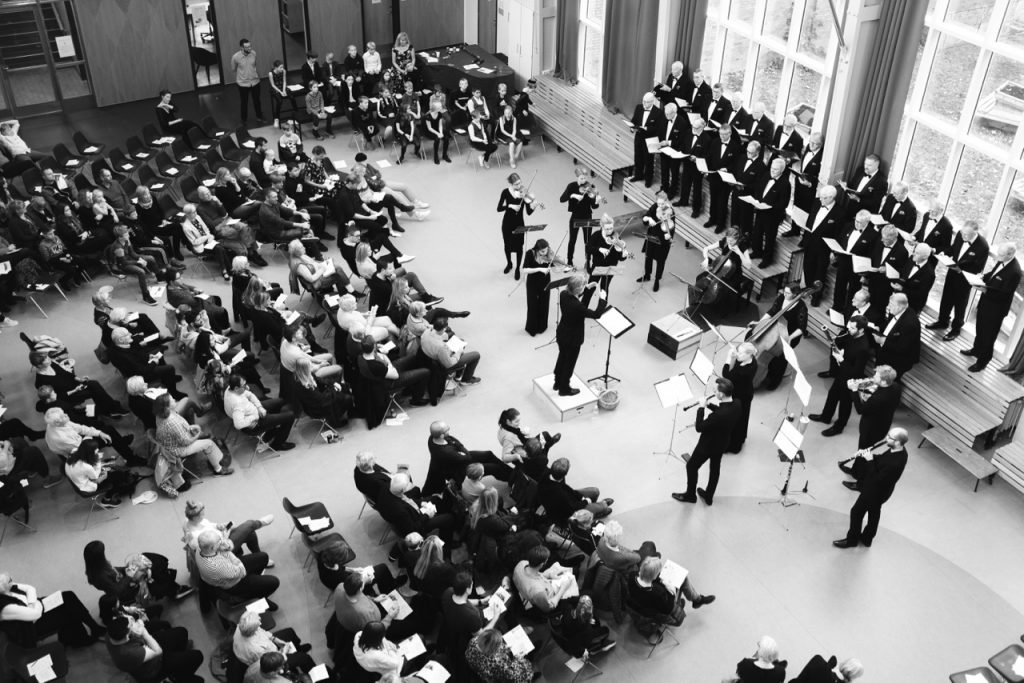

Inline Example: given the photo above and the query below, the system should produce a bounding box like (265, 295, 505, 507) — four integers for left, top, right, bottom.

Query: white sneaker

(414, 200, 430, 209)
(0, 318, 18, 328)
(413, 210, 431, 221)
(266, 559, 275, 568)
(478, 155, 484, 166)
(397, 255, 415, 264)
(259, 514, 274, 526)
(273, 119, 280, 128)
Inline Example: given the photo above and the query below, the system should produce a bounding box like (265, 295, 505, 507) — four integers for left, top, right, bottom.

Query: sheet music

(659, 559, 689, 594)
(655, 374, 693, 409)
(963, 271, 985, 287)
(308, 664, 330, 682)
(245, 598, 269, 613)
(780, 336, 800, 372)
(502, 625, 535, 657)
(694, 157, 709, 174)
(793, 371, 812, 406)
(398, 633, 427, 659)
(774, 419, 804, 460)
(868, 214, 887, 225)
(788, 206, 808, 227)
(689, 349, 715, 384)
(885, 263, 901, 280)
(822, 237, 850, 255)
(597, 306, 635, 338)
(645, 137, 661, 153)
(717, 170, 739, 184)
(935, 252, 955, 267)
(851, 255, 874, 274)
(828, 308, 845, 326)
(415, 661, 452, 683)
(660, 147, 684, 159)
(41, 592, 63, 612)
(446, 335, 467, 355)
(687, 112, 703, 126)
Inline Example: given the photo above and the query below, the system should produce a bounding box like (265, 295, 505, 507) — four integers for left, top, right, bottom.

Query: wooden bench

(993, 442, 1024, 494)
(531, 76, 634, 188)
(919, 427, 998, 491)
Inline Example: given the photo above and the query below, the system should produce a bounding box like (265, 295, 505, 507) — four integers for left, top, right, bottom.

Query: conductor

(671, 378, 740, 506)
(833, 428, 909, 549)
(552, 274, 607, 397)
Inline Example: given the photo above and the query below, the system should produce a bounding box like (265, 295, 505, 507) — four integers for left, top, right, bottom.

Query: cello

(746, 280, 822, 388)
(688, 247, 739, 310)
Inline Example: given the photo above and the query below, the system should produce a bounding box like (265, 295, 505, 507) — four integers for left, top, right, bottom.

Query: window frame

(577, 0, 605, 94)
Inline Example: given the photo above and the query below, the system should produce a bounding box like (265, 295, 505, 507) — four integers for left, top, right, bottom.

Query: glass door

(0, 0, 92, 117)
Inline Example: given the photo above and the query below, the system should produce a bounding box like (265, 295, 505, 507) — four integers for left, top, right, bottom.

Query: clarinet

(838, 437, 887, 466)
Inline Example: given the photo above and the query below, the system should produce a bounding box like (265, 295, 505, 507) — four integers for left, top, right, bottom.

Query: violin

(537, 248, 573, 272)
(579, 181, 608, 205)
(512, 181, 546, 210)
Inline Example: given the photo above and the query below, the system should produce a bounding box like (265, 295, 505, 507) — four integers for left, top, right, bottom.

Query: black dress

(523, 249, 550, 335)
(497, 188, 533, 252)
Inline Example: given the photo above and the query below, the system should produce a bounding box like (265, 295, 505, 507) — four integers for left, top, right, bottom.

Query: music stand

(588, 305, 635, 388)
(512, 225, 548, 234)
(759, 417, 813, 512)
(653, 374, 693, 464)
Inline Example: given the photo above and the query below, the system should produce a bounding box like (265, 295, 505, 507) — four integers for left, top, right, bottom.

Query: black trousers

(428, 134, 450, 162)
(567, 223, 592, 267)
(238, 82, 263, 122)
(972, 299, 1007, 365)
(660, 157, 680, 195)
(633, 135, 653, 183)
(832, 264, 858, 311)
(707, 175, 731, 226)
(553, 339, 582, 390)
(470, 140, 498, 160)
(820, 378, 854, 429)
(684, 448, 722, 501)
(846, 494, 886, 543)
(751, 216, 780, 260)
(679, 161, 703, 211)
(937, 274, 971, 330)
(223, 552, 279, 600)
(152, 626, 205, 680)
(643, 244, 670, 281)
(246, 398, 295, 447)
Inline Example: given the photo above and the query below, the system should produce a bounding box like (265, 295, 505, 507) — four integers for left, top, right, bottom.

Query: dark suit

(845, 445, 908, 544)
(702, 95, 732, 126)
(896, 258, 936, 311)
(937, 233, 989, 330)
(375, 489, 455, 540)
(769, 126, 803, 161)
(876, 312, 921, 377)
(750, 171, 791, 263)
(655, 72, 690, 106)
(630, 105, 664, 185)
(854, 383, 902, 449)
(800, 201, 841, 301)
(683, 401, 741, 502)
(913, 212, 953, 254)
(971, 258, 1023, 366)
(537, 475, 591, 521)
(878, 195, 917, 234)
(843, 169, 887, 217)
(686, 81, 713, 114)
(722, 360, 756, 452)
(832, 224, 878, 309)
(678, 128, 711, 212)
(820, 333, 872, 429)
(866, 238, 909, 304)
(730, 156, 767, 233)
(657, 115, 686, 197)
(705, 135, 743, 227)
(724, 107, 752, 134)
(353, 464, 394, 502)
(742, 114, 774, 148)
(553, 290, 607, 391)
(793, 146, 822, 212)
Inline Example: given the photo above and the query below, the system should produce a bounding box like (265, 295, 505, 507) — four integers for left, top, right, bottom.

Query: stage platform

(532, 373, 599, 422)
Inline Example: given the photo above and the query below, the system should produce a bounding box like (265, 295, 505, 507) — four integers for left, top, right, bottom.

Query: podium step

(532, 374, 599, 422)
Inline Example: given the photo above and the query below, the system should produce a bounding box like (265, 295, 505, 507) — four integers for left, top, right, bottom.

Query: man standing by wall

(232, 38, 264, 125)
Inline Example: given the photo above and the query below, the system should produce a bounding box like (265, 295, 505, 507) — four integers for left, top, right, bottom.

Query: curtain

(553, 0, 580, 84)
(843, 0, 927, 178)
(667, 0, 709, 80)
(601, 0, 660, 114)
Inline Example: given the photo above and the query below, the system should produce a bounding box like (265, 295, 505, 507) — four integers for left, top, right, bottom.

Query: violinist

(522, 239, 569, 336)
(687, 227, 750, 317)
(850, 365, 901, 450)
(759, 282, 809, 390)
(638, 194, 674, 291)
(671, 377, 740, 506)
(808, 315, 872, 438)
(559, 166, 603, 268)
(497, 173, 540, 280)
(553, 274, 607, 397)
(721, 342, 757, 453)
(585, 214, 629, 304)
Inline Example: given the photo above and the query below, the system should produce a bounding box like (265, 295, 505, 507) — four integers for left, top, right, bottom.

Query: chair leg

(247, 432, 282, 468)
(0, 513, 35, 546)
(26, 294, 47, 319)
(357, 499, 367, 520)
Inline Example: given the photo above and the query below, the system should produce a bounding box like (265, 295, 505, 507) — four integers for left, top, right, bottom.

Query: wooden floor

(6, 98, 1024, 682)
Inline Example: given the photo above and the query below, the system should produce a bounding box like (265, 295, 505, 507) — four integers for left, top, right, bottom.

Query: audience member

(725, 635, 787, 683)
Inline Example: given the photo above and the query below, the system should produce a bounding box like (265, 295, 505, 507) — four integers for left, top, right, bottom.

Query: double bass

(746, 280, 822, 387)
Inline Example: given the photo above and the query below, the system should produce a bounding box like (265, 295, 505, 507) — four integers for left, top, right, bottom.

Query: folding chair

(126, 135, 155, 161)
(67, 479, 121, 530)
(296, 413, 336, 449)
(142, 123, 172, 148)
(201, 115, 229, 139)
(243, 429, 282, 467)
(52, 142, 86, 172)
(361, 495, 395, 546)
(109, 147, 141, 174)
(625, 603, 680, 658)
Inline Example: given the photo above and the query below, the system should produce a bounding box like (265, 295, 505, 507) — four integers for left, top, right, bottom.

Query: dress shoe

(838, 461, 854, 475)
(861, 538, 872, 547)
(503, 264, 513, 274)
(628, 175, 641, 182)
(968, 362, 987, 372)
(697, 488, 713, 506)
(690, 210, 700, 218)
(602, 498, 615, 506)
(558, 387, 581, 397)
(842, 480, 860, 491)
(925, 320, 948, 330)
(703, 220, 716, 228)
(942, 330, 961, 341)
(959, 348, 976, 356)
(817, 371, 834, 378)
(672, 201, 688, 208)
(714, 225, 726, 234)
(808, 413, 830, 423)
(671, 492, 697, 503)
(832, 539, 856, 549)
(544, 432, 562, 446)
(409, 398, 430, 406)
(782, 228, 801, 237)
(636, 275, 650, 282)
(653, 280, 660, 292)
(821, 426, 843, 437)
(692, 594, 716, 608)
(757, 259, 773, 269)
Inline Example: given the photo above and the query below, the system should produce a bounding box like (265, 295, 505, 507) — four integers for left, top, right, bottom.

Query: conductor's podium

(532, 374, 599, 422)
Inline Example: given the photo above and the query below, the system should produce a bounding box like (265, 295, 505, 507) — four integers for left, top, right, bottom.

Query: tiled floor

(6, 98, 1024, 681)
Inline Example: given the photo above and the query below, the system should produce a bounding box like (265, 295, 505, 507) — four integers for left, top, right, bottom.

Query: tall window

(578, 0, 605, 90)
(892, 0, 1024, 359)
(700, 0, 842, 134)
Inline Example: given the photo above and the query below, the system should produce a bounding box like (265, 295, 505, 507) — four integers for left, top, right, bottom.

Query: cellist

(757, 282, 809, 390)
(688, 227, 750, 317)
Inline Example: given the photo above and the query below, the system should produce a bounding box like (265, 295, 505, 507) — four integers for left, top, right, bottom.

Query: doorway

(478, 0, 497, 52)
(0, 0, 92, 118)
(362, 0, 394, 55)
(183, 0, 223, 87)
(278, 0, 310, 70)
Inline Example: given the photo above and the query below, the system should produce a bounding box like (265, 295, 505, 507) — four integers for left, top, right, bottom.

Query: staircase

(0, 5, 65, 70)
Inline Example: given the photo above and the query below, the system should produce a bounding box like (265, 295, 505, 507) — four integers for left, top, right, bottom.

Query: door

(478, 0, 497, 52)
(0, 1, 92, 117)
(362, 0, 394, 53)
